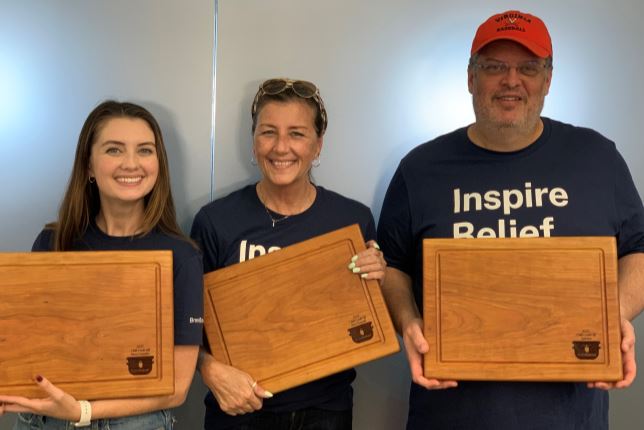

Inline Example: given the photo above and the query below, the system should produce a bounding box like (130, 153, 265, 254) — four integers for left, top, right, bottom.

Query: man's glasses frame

(472, 60, 551, 77)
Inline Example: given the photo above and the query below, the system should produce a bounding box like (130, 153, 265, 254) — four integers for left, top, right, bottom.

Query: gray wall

(2, 1, 643, 429)
(0, 0, 214, 428)
(213, 2, 644, 429)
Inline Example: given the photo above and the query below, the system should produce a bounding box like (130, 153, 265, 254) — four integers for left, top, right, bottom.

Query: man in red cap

(378, 10, 644, 429)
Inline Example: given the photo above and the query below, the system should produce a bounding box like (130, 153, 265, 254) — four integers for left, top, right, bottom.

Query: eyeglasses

(472, 60, 550, 77)
(251, 78, 328, 134)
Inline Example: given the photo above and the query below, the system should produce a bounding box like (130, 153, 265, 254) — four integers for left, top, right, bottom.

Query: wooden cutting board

(0, 251, 174, 399)
(423, 237, 622, 382)
(203, 224, 399, 393)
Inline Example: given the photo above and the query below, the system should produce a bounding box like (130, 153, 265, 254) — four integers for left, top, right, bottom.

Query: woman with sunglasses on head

(0, 101, 203, 429)
(191, 78, 386, 430)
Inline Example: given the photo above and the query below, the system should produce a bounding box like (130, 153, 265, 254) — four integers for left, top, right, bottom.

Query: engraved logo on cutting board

(572, 329, 601, 360)
(348, 314, 374, 343)
(127, 344, 155, 375)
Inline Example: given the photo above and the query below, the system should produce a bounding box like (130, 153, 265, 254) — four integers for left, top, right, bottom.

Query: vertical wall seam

(209, 0, 219, 202)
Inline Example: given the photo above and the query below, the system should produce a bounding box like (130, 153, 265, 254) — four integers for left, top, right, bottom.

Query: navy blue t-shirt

(32, 224, 204, 345)
(378, 118, 644, 429)
(191, 184, 376, 429)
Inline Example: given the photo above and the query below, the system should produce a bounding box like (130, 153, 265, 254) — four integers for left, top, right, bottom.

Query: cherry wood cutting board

(203, 224, 399, 393)
(423, 237, 622, 382)
(0, 251, 174, 399)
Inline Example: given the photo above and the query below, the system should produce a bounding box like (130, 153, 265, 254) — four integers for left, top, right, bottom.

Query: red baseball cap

(471, 10, 552, 58)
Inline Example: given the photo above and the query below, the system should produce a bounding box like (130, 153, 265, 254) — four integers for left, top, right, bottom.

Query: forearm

(197, 345, 211, 371)
(381, 267, 421, 334)
(619, 252, 644, 321)
(91, 345, 198, 419)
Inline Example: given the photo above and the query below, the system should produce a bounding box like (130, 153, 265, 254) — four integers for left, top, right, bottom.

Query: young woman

(191, 78, 386, 430)
(0, 101, 203, 429)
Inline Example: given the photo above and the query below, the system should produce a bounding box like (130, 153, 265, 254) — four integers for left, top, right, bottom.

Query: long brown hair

(48, 100, 185, 250)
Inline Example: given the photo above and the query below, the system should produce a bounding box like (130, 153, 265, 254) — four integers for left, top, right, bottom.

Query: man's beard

(472, 96, 545, 133)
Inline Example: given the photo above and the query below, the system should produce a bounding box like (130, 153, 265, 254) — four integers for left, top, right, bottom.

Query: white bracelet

(73, 400, 92, 427)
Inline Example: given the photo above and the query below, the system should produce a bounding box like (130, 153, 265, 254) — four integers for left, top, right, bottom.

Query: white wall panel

(214, 2, 644, 429)
(0, 1, 213, 428)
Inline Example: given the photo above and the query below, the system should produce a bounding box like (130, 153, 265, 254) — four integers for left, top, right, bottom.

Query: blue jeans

(232, 408, 351, 430)
(14, 410, 174, 430)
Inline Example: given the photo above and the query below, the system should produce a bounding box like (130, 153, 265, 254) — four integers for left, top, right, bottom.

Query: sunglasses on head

(252, 78, 328, 134)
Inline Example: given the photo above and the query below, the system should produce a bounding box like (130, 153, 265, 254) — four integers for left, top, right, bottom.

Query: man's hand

(588, 318, 636, 390)
(402, 318, 458, 390)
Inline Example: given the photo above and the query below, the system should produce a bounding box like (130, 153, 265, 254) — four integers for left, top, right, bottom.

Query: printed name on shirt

(452, 182, 569, 238)
(239, 240, 281, 262)
(189, 317, 204, 324)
